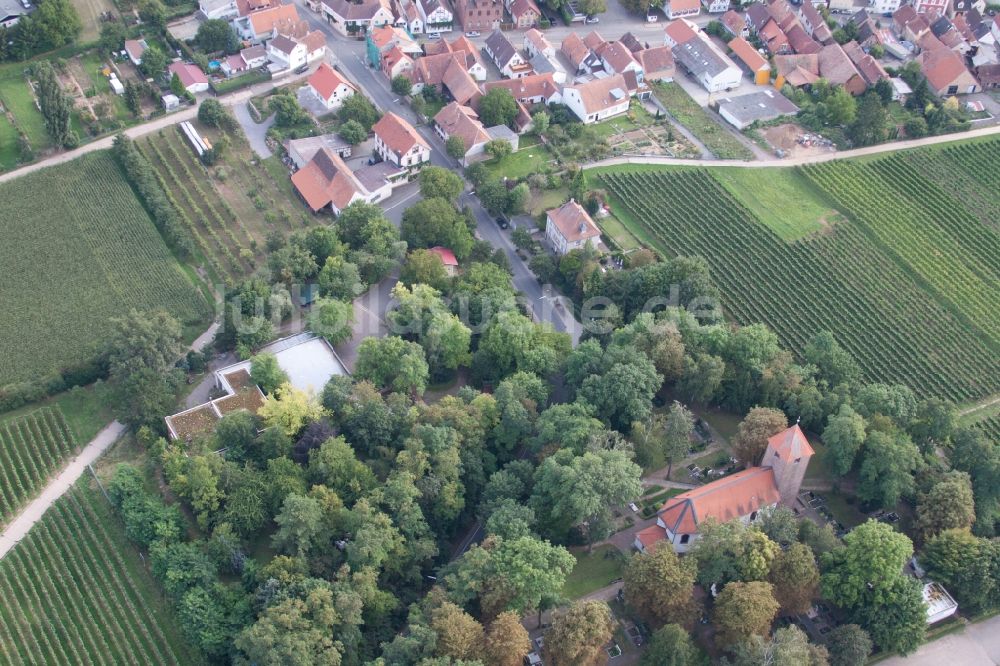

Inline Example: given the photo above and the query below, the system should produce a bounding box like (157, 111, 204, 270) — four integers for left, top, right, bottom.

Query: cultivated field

(139, 125, 312, 283)
(0, 408, 79, 526)
(595, 140, 1000, 403)
(0, 483, 202, 665)
(0, 152, 210, 386)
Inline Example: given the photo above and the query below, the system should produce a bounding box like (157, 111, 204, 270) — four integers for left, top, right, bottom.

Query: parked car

(294, 64, 309, 74)
(585, 15, 599, 22)
(427, 32, 441, 40)
(465, 30, 480, 37)
(495, 216, 509, 229)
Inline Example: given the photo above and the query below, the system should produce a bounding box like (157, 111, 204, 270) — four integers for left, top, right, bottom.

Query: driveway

(233, 102, 275, 159)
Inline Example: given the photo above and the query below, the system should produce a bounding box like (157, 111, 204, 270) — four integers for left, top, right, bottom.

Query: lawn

(651, 81, 753, 160)
(562, 545, 627, 599)
(0, 112, 19, 170)
(595, 211, 642, 251)
(0, 382, 113, 443)
(482, 144, 554, 180)
(71, 0, 116, 41)
(0, 151, 210, 387)
(712, 167, 838, 241)
(527, 186, 567, 218)
(0, 73, 50, 152)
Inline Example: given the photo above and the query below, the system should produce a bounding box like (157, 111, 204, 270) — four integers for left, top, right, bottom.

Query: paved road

(882, 615, 1000, 666)
(295, 2, 583, 341)
(0, 420, 126, 561)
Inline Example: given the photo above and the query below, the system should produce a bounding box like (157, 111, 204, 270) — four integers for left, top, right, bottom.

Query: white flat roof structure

(923, 582, 958, 624)
(218, 333, 348, 395)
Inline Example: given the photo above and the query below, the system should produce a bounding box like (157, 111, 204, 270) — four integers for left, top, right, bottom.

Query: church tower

(762, 423, 815, 506)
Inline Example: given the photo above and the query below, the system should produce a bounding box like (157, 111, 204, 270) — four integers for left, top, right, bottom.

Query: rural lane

(0, 420, 126, 561)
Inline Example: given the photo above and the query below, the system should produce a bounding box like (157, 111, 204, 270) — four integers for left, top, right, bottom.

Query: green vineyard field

(0, 151, 210, 387)
(0, 408, 79, 527)
(597, 154, 1000, 403)
(0, 483, 202, 665)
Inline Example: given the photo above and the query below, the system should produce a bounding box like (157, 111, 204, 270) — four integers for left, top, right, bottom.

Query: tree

(401, 249, 450, 291)
(729, 625, 828, 666)
(430, 601, 484, 660)
(196, 18, 238, 53)
(478, 88, 518, 128)
(482, 611, 531, 666)
(139, 0, 165, 28)
(308, 436, 377, 505)
(317, 255, 363, 301)
(485, 138, 513, 160)
(769, 542, 819, 615)
(533, 402, 605, 455)
(915, 472, 975, 542)
(849, 93, 888, 147)
(444, 535, 575, 620)
(852, 576, 926, 655)
(32, 61, 72, 147)
(198, 99, 230, 130)
(530, 448, 643, 547)
(105, 309, 183, 375)
(235, 587, 343, 665)
(909, 398, 956, 453)
(338, 119, 367, 145)
(623, 545, 697, 626)
(662, 401, 694, 477)
(824, 624, 872, 666)
(641, 624, 700, 666)
(733, 407, 788, 466)
(577, 0, 606, 16)
(677, 353, 725, 404)
(577, 353, 662, 432)
(950, 427, 1000, 537)
(856, 431, 921, 510)
(251, 353, 288, 396)
(140, 44, 167, 78)
(419, 166, 464, 200)
(401, 198, 474, 260)
(446, 134, 467, 160)
(485, 500, 536, 540)
(904, 115, 929, 138)
(355, 336, 429, 395)
(822, 405, 867, 476)
(391, 74, 413, 96)
(339, 94, 381, 131)
(544, 601, 615, 666)
(307, 298, 354, 346)
(257, 383, 324, 437)
(804, 331, 860, 388)
(853, 383, 917, 425)
(757, 506, 799, 546)
(921, 528, 998, 612)
(824, 86, 857, 126)
(692, 520, 780, 586)
(712, 581, 779, 647)
(272, 493, 324, 557)
(270, 92, 309, 127)
(99, 19, 126, 54)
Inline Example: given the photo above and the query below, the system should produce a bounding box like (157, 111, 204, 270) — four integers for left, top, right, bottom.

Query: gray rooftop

(0, 0, 28, 22)
(717, 90, 799, 125)
(672, 37, 732, 79)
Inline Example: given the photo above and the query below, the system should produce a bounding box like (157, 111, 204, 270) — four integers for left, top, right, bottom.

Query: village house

(562, 74, 631, 124)
(842, 40, 888, 86)
(561, 32, 602, 74)
(393, 0, 424, 34)
(418, 0, 454, 31)
(665, 0, 700, 20)
(636, 46, 675, 81)
(483, 72, 562, 105)
(670, 26, 742, 92)
(523, 28, 554, 58)
(306, 63, 357, 111)
(913, 0, 949, 16)
(728, 36, 771, 84)
(508, 0, 541, 28)
(597, 40, 645, 82)
(285, 134, 354, 168)
(373, 112, 431, 169)
(382, 46, 415, 79)
(635, 425, 814, 553)
(292, 148, 383, 213)
(484, 29, 533, 78)
(721, 10, 750, 38)
(545, 200, 602, 255)
(920, 36, 980, 94)
(702, 0, 730, 14)
(818, 42, 866, 95)
(716, 89, 798, 129)
(453, 0, 502, 32)
(367, 24, 422, 69)
(798, 0, 832, 44)
(168, 62, 210, 93)
(408, 52, 482, 105)
(428, 247, 460, 276)
(124, 39, 147, 66)
(434, 102, 492, 164)
(321, 0, 395, 35)
(894, 6, 932, 42)
(931, 14, 973, 53)
(200, 0, 238, 20)
(786, 24, 821, 54)
(234, 3, 307, 43)
(425, 34, 488, 80)
(266, 31, 326, 70)
(773, 52, 820, 88)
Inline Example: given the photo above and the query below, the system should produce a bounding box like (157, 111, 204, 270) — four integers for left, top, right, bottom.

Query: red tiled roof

(561, 32, 591, 66)
(248, 3, 301, 35)
(124, 39, 146, 61)
(547, 200, 601, 243)
(484, 72, 560, 102)
(308, 63, 355, 101)
(434, 102, 490, 150)
(729, 36, 769, 71)
(664, 19, 697, 45)
(429, 246, 459, 266)
(168, 62, 208, 88)
(291, 148, 363, 212)
(372, 111, 429, 156)
(658, 467, 781, 535)
(636, 525, 667, 549)
(766, 424, 814, 461)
